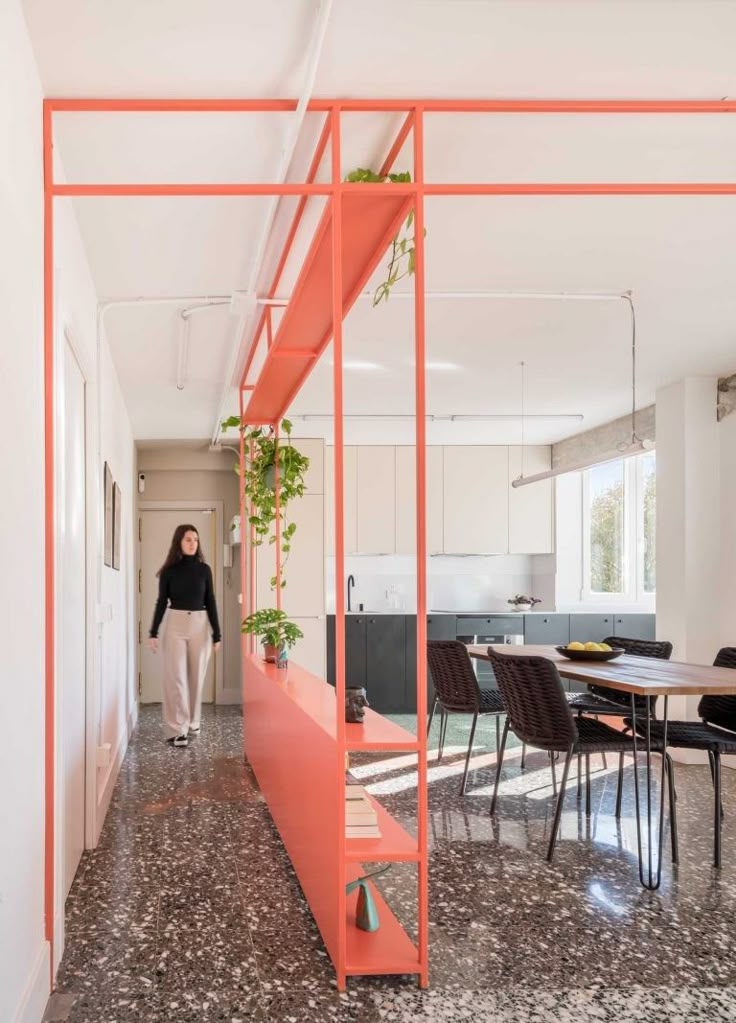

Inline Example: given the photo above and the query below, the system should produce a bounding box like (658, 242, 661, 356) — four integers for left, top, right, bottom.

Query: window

(582, 451, 655, 603)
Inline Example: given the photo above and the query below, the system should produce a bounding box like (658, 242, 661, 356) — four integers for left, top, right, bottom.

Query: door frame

(138, 501, 225, 704)
(54, 320, 95, 969)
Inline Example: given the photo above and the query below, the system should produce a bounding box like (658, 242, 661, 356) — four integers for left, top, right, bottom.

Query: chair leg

(708, 750, 725, 822)
(460, 712, 479, 796)
(520, 742, 526, 770)
(490, 719, 510, 817)
(585, 753, 592, 817)
(665, 753, 679, 865)
(427, 695, 438, 738)
(495, 715, 500, 751)
(549, 752, 557, 795)
(615, 752, 624, 819)
(437, 708, 448, 762)
(547, 747, 574, 861)
(714, 752, 722, 869)
(577, 749, 582, 800)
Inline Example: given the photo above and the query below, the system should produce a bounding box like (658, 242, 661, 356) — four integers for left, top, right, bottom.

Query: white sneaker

(188, 725, 201, 737)
(169, 734, 188, 748)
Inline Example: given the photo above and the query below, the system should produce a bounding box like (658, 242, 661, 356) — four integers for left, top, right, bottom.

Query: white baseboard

(217, 688, 242, 706)
(13, 941, 50, 1023)
(94, 715, 134, 845)
(53, 907, 64, 976)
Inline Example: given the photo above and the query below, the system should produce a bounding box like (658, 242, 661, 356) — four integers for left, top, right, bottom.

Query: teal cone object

(345, 865, 390, 932)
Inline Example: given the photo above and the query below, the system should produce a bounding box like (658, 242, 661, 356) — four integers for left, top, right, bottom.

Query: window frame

(581, 452, 655, 608)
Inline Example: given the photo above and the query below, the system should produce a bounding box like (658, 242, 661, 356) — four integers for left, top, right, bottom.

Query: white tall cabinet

(256, 438, 325, 676)
(395, 445, 444, 555)
(508, 445, 553, 554)
(356, 446, 396, 554)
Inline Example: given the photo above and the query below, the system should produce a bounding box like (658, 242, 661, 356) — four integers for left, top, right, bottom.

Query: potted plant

(221, 416, 310, 590)
(241, 609, 304, 666)
(344, 167, 422, 306)
(507, 594, 541, 613)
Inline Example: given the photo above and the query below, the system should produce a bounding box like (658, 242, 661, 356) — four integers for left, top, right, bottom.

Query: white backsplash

(326, 554, 554, 613)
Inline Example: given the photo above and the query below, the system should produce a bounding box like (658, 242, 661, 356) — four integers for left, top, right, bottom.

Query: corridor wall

(0, 2, 136, 1017)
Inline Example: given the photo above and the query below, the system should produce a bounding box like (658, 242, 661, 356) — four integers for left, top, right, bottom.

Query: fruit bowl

(555, 645, 625, 662)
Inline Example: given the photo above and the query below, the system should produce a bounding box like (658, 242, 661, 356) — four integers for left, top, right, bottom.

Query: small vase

(514, 603, 532, 612)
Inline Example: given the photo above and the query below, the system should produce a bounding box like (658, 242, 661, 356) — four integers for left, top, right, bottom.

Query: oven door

(457, 632, 515, 689)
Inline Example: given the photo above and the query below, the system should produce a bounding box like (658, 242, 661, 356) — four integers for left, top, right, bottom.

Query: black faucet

(347, 574, 355, 612)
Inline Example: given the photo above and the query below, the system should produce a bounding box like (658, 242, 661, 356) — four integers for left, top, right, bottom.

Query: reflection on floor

(50, 705, 736, 1021)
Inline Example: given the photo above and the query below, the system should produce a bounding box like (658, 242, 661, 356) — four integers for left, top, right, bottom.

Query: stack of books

(345, 785, 381, 839)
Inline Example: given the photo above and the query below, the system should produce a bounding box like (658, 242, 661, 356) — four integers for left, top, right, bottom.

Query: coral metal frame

(43, 97, 736, 988)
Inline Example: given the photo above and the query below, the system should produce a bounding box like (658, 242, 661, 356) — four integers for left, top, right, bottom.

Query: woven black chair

(627, 646, 736, 867)
(487, 649, 677, 864)
(566, 636, 673, 719)
(427, 640, 512, 795)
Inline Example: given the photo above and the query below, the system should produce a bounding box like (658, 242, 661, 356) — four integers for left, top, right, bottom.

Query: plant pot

(512, 603, 532, 612)
(264, 464, 276, 490)
(263, 642, 288, 666)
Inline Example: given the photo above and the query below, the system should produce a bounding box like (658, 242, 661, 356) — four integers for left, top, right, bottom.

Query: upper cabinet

(325, 443, 554, 557)
(508, 446, 554, 554)
(443, 446, 510, 554)
(325, 445, 358, 556)
(356, 446, 396, 554)
(395, 445, 444, 556)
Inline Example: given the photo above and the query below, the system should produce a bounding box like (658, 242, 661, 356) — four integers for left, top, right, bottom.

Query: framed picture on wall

(112, 482, 122, 571)
(103, 462, 113, 568)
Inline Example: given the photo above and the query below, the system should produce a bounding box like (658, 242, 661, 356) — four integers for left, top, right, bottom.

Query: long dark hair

(157, 524, 207, 576)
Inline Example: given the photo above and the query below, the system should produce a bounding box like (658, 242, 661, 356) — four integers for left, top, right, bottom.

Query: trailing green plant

(220, 416, 310, 589)
(241, 608, 304, 650)
(344, 167, 423, 306)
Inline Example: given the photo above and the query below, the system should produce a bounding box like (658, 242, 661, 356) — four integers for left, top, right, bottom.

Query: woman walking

(148, 524, 221, 747)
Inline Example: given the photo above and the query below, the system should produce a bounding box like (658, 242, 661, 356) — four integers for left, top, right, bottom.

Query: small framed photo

(103, 462, 113, 568)
(113, 482, 122, 571)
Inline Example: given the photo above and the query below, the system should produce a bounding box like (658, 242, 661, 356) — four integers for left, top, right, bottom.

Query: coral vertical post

(331, 103, 347, 991)
(413, 105, 429, 988)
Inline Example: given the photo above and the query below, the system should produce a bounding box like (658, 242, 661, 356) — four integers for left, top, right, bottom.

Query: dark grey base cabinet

(326, 615, 411, 713)
(524, 614, 570, 647)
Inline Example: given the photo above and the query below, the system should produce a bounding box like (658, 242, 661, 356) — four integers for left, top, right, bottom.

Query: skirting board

(94, 701, 138, 846)
(12, 941, 50, 1023)
(218, 688, 242, 706)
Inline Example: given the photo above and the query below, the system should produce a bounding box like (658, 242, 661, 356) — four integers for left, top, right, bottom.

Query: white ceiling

(21, 0, 736, 444)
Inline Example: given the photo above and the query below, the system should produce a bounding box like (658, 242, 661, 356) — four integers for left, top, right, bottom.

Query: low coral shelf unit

(243, 654, 424, 987)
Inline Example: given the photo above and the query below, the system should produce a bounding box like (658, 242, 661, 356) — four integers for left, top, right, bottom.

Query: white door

(139, 509, 217, 704)
(61, 341, 86, 899)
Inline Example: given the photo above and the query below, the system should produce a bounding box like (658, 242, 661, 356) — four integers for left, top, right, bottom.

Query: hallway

(49, 707, 736, 1022)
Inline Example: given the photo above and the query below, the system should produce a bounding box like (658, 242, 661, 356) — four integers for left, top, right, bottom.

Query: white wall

(0, 3, 48, 1020)
(719, 413, 736, 651)
(0, 4, 137, 1017)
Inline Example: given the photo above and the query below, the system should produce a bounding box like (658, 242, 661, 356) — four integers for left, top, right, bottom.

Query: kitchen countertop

(332, 610, 654, 616)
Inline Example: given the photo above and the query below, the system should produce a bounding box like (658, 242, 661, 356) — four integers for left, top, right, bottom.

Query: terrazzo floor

(48, 704, 736, 1022)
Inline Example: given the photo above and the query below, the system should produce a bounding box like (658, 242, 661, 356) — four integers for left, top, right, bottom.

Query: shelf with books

(345, 791, 418, 863)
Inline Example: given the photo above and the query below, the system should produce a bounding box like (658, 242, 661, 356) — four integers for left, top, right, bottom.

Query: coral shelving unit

(240, 107, 429, 990)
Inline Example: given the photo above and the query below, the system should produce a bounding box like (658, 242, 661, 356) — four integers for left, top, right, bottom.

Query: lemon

(584, 641, 600, 651)
(599, 643, 612, 651)
(567, 641, 585, 650)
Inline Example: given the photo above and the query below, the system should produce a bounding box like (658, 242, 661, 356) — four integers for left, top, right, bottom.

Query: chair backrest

(698, 647, 736, 730)
(602, 636, 673, 660)
(487, 649, 577, 752)
(427, 640, 481, 713)
(588, 635, 673, 710)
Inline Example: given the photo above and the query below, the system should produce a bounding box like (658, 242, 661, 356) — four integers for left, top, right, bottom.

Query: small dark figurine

(345, 686, 369, 723)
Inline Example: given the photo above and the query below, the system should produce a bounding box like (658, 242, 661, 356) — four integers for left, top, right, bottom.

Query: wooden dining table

(467, 644, 736, 890)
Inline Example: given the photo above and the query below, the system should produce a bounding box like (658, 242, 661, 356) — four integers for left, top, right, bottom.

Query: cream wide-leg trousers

(161, 609, 212, 739)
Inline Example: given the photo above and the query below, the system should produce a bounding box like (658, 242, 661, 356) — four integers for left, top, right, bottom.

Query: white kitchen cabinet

(257, 493, 324, 616)
(325, 445, 358, 556)
(356, 446, 396, 554)
(508, 446, 554, 554)
(442, 446, 509, 554)
(395, 446, 444, 555)
(292, 437, 324, 495)
(289, 617, 326, 677)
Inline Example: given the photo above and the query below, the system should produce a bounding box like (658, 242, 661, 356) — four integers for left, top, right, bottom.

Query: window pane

(641, 452, 656, 593)
(589, 461, 624, 593)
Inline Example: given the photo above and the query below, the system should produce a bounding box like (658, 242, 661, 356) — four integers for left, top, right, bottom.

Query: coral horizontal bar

(243, 191, 414, 424)
(53, 182, 332, 197)
(344, 794, 418, 862)
(48, 97, 736, 114)
(345, 864, 420, 976)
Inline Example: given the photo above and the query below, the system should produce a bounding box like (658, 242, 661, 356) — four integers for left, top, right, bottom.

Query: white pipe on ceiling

(258, 289, 631, 306)
(210, 0, 334, 444)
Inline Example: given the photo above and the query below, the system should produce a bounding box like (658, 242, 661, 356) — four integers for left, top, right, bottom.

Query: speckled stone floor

(51, 704, 736, 1022)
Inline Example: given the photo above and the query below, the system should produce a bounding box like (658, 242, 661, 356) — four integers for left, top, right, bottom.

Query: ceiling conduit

(210, 0, 334, 444)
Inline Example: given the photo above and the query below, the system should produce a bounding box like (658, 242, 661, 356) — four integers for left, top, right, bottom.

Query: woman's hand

(213, 641, 222, 653)
(148, 637, 159, 653)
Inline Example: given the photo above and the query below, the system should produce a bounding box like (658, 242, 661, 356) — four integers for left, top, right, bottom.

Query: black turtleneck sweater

(149, 555, 221, 642)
